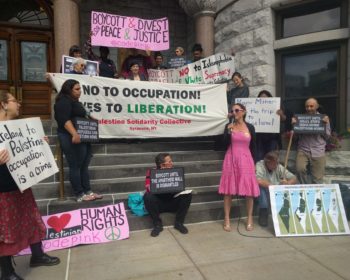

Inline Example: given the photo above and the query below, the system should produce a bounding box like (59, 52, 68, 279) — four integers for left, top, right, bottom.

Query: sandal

(87, 192, 103, 200)
(76, 194, 95, 202)
(223, 219, 231, 232)
(246, 223, 254, 231)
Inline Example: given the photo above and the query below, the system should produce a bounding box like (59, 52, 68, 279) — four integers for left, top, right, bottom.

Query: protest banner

(148, 53, 235, 84)
(269, 184, 350, 237)
(62, 55, 99, 76)
(150, 167, 185, 194)
(235, 97, 281, 133)
(0, 118, 59, 192)
(293, 114, 326, 134)
(19, 203, 129, 255)
(48, 73, 228, 139)
(91, 11, 169, 51)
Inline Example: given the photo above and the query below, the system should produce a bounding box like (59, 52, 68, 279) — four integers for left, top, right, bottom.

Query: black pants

(0, 242, 43, 277)
(143, 192, 192, 226)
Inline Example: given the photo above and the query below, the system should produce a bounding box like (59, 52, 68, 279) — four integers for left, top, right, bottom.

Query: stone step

(32, 172, 222, 199)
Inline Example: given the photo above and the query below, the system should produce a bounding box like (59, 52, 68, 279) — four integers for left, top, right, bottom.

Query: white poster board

(270, 184, 350, 237)
(236, 97, 281, 133)
(0, 118, 59, 192)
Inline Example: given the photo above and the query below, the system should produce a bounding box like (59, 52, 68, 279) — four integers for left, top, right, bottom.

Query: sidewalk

(14, 219, 350, 280)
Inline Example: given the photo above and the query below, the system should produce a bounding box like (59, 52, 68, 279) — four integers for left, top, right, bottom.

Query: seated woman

(127, 61, 148, 81)
(143, 153, 192, 237)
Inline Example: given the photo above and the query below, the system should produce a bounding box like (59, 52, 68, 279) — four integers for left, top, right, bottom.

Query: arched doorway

(0, 0, 54, 119)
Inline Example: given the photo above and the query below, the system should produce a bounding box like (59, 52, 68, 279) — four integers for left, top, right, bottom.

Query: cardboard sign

(73, 117, 99, 142)
(48, 73, 228, 139)
(150, 167, 185, 194)
(148, 53, 235, 85)
(236, 97, 281, 133)
(62, 55, 99, 76)
(0, 118, 59, 192)
(168, 57, 187, 69)
(18, 203, 129, 255)
(269, 184, 350, 237)
(293, 114, 326, 134)
(91, 11, 169, 51)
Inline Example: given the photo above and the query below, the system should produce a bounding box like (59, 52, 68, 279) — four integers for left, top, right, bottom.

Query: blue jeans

(258, 186, 269, 209)
(58, 132, 92, 197)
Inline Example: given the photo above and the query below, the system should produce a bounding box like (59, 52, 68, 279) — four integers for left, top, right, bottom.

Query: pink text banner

(91, 11, 169, 51)
(19, 203, 129, 254)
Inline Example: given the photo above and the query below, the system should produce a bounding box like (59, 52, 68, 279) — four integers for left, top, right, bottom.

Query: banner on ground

(270, 184, 350, 237)
(19, 203, 129, 254)
(91, 11, 169, 51)
(62, 55, 99, 76)
(236, 97, 281, 133)
(0, 118, 58, 192)
(48, 73, 228, 138)
(147, 53, 235, 84)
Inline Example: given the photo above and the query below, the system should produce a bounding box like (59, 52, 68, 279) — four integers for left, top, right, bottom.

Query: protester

(54, 79, 102, 202)
(0, 91, 60, 280)
(191, 43, 203, 62)
(143, 153, 192, 237)
(168, 47, 188, 68)
(218, 103, 259, 232)
(69, 45, 82, 58)
(84, 34, 118, 78)
(256, 151, 297, 227)
(70, 58, 86, 74)
(152, 52, 167, 70)
(127, 61, 148, 81)
(255, 90, 286, 161)
(292, 97, 331, 184)
(121, 48, 154, 79)
(227, 72, 249, 110)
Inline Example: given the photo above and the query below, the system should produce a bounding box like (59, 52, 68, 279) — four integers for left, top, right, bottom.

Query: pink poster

(19, 203, 129, 255)
(91, 11, 169, 51)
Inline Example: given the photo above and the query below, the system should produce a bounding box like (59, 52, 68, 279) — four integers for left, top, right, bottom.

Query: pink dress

(218, 131, 260, 197)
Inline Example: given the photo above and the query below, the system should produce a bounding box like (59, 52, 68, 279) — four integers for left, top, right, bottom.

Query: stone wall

(79, 0, 190, 68)
(215, 0, 276, 96)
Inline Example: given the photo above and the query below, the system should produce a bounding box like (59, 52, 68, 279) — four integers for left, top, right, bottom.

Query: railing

(54, 140, 66, 200)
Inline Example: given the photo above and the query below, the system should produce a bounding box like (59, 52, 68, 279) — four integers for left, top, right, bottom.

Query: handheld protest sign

(150, 167, 185, 194)
(293, 114, 326, 134)
(73, 117, 99, 142)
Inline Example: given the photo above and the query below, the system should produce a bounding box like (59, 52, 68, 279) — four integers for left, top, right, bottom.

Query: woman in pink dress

(219, 103, 259, 232)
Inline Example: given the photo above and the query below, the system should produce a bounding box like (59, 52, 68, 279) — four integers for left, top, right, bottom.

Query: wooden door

(0, 28, 53, 119)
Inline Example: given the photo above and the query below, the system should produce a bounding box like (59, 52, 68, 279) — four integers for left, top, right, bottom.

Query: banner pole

(283, 130, 294, 180)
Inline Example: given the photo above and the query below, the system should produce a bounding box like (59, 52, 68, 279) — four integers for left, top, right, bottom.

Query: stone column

(53, 0, 80, 72)
(179, 0, 217, 57)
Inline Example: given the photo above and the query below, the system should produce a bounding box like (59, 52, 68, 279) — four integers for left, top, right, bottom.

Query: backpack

(128, 192, 149, 217)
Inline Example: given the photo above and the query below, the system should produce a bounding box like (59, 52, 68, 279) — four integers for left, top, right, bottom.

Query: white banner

(148, 53, 235, 84)
(49, 74, 228, 138)
(270, 184, 350, 237)
(236, 97, 281, 133)
(0, 118, 59, 192)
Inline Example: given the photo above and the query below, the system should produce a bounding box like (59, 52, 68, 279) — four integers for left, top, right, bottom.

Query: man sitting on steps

(143, 153, 192, 237)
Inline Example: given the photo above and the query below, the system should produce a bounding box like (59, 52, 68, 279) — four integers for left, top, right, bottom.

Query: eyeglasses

(7, 99, 18, 103)
(233, 109, 244, 113)
(175, 50, 180, 53)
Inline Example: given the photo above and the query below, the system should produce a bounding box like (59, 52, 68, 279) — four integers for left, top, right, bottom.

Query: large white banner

(147, 53, 235, 84)
(49, 74, 228, 138)
(270, 184, 350, 237)
(0, 118, 59, 192)
(236, 97, 281, 133)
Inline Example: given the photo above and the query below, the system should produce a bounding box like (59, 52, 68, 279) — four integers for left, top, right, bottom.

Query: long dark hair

(55, 79, 79, 102)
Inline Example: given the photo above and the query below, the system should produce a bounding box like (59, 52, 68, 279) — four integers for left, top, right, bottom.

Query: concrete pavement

(14, 218, 350, 280)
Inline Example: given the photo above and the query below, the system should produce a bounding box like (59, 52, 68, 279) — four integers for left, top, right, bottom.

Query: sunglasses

(232, 109, 244, 113)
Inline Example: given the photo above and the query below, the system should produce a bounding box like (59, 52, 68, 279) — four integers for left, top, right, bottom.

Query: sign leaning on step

(0, 117, 59, 192)
(269, 184, 350, 237)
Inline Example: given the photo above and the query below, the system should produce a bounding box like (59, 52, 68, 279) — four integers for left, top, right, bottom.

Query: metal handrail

(54, 140, 65, 200)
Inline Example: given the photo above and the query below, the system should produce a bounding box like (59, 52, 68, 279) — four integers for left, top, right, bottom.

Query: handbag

(127, 192, 148, 216)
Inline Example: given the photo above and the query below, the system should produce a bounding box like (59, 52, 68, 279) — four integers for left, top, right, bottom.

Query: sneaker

(30, 253, 60, 267)
(174, 223, 188, 234)
(0, 272, 24, 280)
(150, 225, 163, 237)
(258, 208, 268, 227)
